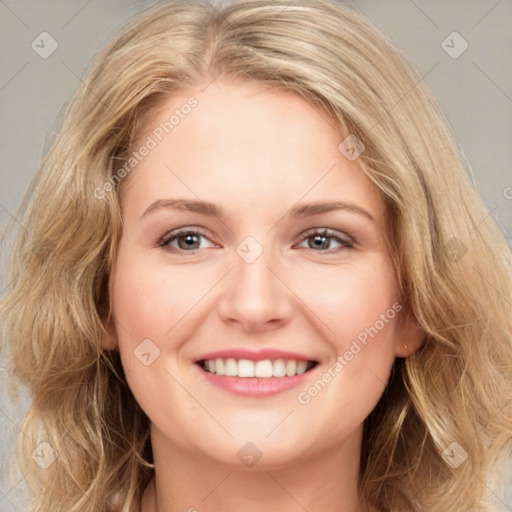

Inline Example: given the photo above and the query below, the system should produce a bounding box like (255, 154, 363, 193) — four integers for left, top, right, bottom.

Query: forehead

(120, 80, 384, 223)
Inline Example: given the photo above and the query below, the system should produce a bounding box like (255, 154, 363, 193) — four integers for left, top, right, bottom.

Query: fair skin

(106, 79, 423, 512)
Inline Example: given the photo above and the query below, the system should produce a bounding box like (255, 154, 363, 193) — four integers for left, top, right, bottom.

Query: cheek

(110, 247, 195, 426)
(111, 246, 202, 342)
(292, 257, 399, 349)
(109, 243, 185, 389)
(291, 258, 399, 408)
(290, 259, 400, 432)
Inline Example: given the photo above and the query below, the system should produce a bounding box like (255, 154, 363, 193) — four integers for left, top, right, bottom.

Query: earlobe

(102, 314, 119, 351)
(395, 307, 425, 358)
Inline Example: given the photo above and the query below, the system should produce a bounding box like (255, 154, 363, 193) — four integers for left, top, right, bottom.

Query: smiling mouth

(196, 358, 319, 378)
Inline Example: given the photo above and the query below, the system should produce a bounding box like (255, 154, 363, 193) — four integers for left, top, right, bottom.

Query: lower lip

(195, 364, 315, 397)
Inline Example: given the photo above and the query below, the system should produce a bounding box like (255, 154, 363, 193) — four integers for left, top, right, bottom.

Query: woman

(1, 1, 511, 511)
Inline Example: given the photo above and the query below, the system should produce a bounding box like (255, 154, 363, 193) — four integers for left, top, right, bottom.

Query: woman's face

(108, 79, 420, 468)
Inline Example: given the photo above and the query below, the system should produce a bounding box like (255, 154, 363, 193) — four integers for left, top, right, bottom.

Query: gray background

(1, 0, 511, 510)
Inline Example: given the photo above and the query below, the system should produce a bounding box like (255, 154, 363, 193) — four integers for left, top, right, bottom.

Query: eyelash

(157, 227, 355, 254)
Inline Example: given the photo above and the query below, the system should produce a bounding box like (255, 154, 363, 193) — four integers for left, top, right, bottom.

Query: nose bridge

(218, 234, 290, 328)
(235, 234, 282, 303)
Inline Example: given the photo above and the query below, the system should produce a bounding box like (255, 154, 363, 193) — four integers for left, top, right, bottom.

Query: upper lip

(195, 348, 318, 362)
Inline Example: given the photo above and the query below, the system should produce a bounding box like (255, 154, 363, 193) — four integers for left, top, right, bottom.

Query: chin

(190, 431, 316, 470)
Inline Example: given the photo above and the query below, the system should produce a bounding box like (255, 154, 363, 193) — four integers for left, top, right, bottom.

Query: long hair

(1, 1, 511, 511)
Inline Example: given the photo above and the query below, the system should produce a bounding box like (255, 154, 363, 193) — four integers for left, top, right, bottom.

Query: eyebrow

(140, 198, 375, 222)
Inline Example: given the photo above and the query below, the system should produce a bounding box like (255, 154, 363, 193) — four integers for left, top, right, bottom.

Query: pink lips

(194, 348, 318, 397)
(195, 348, 316, 362)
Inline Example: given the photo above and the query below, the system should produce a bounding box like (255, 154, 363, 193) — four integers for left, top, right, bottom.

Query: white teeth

(225, 358, 238, 376)
(255, 360, 273, 378)
(296, 361, 308, 375)
(285, 360, 297, 377)
(237, 359, 255, 377)
(273, 359, 286, 377)
(202, 358, 315, 378)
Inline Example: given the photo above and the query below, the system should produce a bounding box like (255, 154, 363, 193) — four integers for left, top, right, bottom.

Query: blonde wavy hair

(1, 0, 511, 511)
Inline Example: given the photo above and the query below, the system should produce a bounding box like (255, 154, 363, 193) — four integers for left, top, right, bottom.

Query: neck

(141, 424, 378, 512)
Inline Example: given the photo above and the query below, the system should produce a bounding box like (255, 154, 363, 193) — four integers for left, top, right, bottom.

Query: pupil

(312, 235, 328, 250)
(180, 234, 199, 250)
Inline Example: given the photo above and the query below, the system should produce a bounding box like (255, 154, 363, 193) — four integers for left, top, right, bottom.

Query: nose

(217, 240, 292, 333)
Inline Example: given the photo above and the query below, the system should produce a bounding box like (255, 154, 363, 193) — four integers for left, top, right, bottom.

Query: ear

(393, 304, 425, 358)
(102, 314, 119, 351)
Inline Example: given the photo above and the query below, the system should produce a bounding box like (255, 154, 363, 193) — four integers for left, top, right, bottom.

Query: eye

(296, 228, 354, 253)
(157, 227, 354, 254)
(158, 228, 216, 253)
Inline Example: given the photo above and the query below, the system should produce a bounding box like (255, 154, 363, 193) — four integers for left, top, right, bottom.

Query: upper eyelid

(300, 227, 353, 240)
(160, 226, 215, 242)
